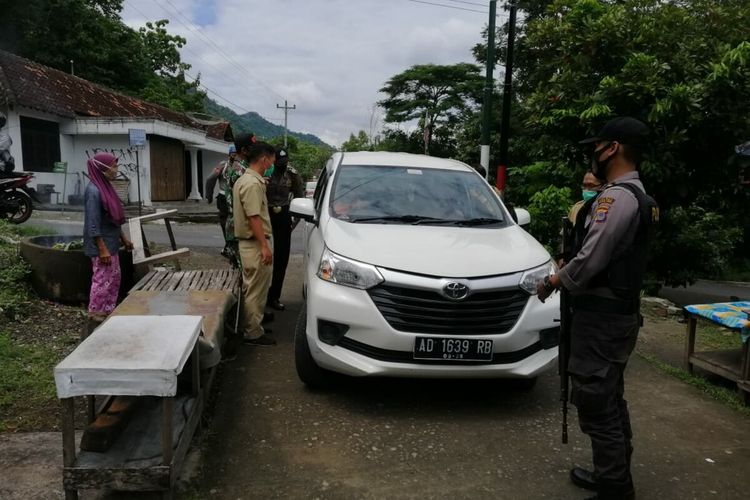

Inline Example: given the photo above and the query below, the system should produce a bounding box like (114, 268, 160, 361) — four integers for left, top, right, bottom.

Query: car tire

(294, 303, 333, 389)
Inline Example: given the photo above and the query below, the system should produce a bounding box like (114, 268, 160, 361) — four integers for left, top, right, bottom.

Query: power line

(406, 0, 506, 16)
(124, 0, 284, 125)
(158, 0, 285, 101)
(445, 0, 491, 7)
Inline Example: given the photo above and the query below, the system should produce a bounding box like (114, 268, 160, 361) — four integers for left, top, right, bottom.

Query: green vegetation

(360, 0, 750, 285)
(0, 221, 33, 319)
(637, 352, 750, 416)
(0, 331, 58, 431)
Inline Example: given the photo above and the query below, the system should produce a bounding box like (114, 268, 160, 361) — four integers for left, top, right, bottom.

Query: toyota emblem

(443, 282, 469, 300)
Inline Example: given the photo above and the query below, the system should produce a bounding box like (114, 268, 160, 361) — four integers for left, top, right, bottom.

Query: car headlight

(317, 248, 384, 290)
(518, 260, 557, 295)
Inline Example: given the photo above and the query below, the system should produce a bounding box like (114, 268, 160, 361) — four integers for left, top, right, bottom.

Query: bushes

(526, 185, 574, 252)
(651, 206, 743, 287)
(0, 221, 32, 318)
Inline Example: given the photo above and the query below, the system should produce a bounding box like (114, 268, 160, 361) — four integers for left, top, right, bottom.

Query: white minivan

(290, 152, 560, 388)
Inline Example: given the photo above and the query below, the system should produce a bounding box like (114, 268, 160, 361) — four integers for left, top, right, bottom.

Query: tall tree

(378, 63, 484, 154)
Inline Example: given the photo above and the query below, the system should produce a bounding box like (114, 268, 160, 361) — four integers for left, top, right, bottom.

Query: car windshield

(329, 165, 508, 227)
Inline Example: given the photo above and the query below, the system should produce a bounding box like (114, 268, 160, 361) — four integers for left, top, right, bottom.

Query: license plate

(413, 337, 493, 361)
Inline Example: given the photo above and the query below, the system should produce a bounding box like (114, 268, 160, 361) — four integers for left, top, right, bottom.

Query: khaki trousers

(238, 238, 273, 339)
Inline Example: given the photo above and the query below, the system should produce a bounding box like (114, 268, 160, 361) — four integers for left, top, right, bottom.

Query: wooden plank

(130, 270, 156, 293)
(163, 271, 184, 292)
(162, 397, 174, 466)
(192, 271, 205, 291)
(151, 272, 173, 292)
(169, 395, 203, 488)
(135, 248, 190, 267)
(61, 397, 78, 500)
(207, 270, 221, 290)
(128, 218, 146, 263)
(690, 350, 743, 381)
(177, 271, 196, 291)
(684, 316, 697, 373)
(129, 209, 179, 224)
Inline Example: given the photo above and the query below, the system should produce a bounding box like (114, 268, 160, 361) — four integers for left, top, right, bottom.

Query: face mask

(582, 190, 598, 202)
(263, 164, 275, 177)
(591, 143, 613, 181)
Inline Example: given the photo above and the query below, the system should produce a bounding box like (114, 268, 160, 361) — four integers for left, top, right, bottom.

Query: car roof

(334, 151, 473, 173)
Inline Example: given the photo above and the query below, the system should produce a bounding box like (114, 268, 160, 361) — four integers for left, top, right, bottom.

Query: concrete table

(54, 315, 203, 500)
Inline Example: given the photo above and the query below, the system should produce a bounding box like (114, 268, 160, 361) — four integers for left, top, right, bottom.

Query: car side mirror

(514, 208, 531, 226)
(290, 197, 316, 223)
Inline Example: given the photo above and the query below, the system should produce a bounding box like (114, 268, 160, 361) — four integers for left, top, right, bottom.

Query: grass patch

(14, 224, 56, 237)
(0, 330, 59, 431)
(637, 351, 750, 416)
(695, 319, 745, 351)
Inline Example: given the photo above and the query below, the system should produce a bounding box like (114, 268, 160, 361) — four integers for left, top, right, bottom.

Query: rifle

(559, 216, 574, 444)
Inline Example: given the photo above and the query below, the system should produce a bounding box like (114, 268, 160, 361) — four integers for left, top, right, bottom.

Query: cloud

(122, 0, 489, 147)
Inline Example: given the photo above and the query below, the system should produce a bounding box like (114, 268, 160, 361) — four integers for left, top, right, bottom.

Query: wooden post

(192, 342, 200, 396)
(684, 316, 697, 373)
(162, 397, 174, 466)
(61, 398, 78, 500)
(164, 219, 181, 271)
(741, 341, 750, 405)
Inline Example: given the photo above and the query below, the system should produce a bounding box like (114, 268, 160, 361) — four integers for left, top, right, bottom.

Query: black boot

(584, 479, 635, 500)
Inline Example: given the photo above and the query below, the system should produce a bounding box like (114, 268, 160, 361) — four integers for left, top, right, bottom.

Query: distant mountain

(203, 98, 329, 147)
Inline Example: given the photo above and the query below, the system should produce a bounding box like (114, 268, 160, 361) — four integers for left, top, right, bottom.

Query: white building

(0, 49, 233, 206)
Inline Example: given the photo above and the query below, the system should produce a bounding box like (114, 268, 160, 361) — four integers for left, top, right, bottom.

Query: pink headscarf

(87, 152, 125, 226)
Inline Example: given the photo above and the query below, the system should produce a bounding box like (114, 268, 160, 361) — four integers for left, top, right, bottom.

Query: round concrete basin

(20, 235, 134, 304)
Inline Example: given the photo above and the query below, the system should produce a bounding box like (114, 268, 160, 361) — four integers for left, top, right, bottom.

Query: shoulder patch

(594, 204, 609, 223)
(288, 166, 298, 174)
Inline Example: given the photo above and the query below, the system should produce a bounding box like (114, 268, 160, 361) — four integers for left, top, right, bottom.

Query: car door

(302, 160, 332, 291)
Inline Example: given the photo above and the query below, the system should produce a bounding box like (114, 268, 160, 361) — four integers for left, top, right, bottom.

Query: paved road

(25, 215, 305, 254)
(195, 256, 750, 499)
(659, 280, 750, 307)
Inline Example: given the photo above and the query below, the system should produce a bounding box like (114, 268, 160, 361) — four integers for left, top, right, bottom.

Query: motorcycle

(0, 172, 36, 224)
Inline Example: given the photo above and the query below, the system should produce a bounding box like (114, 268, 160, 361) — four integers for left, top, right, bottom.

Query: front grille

(368, 284, 529, 335)
(338, 337, 543, 365)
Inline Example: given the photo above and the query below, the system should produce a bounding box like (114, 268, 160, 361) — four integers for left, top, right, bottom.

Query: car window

(313, 167, 329, 213)
(328, 165, 508, 227)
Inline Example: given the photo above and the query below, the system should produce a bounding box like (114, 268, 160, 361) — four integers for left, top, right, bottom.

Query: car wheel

(294, 302, 332, 389)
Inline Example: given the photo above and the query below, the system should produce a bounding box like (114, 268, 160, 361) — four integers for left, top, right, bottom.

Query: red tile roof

(0, 49, 231, 141)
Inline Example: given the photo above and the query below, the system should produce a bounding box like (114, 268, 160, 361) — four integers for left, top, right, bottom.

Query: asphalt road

(195, 256, 750, 499)
(25, 215, 306, 255)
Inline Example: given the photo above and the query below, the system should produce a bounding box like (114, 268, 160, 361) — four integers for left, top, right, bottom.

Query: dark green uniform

(266, 166, 304, 305)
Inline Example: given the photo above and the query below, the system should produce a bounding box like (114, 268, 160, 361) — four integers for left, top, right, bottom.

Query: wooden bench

(684, 301, 750, 404)
(128, 210, 190, 269)
(55, 315, 203, 500)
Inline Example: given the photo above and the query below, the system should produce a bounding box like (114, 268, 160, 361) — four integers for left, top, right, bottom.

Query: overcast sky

(121, 0, 503, 147)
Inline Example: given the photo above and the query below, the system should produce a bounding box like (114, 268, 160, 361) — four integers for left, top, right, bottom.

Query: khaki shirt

(559, 171, 644, 297)
(233, 169, 272, 240)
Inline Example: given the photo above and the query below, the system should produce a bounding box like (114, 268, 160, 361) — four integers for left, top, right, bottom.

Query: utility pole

(479, 0, 497, 181)
(276, 100, 296, 148)
(497, 0, 518, 196)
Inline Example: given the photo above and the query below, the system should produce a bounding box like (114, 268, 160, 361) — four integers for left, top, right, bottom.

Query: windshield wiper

(349, 215, 445, 225)
(444, 217, 505, 226)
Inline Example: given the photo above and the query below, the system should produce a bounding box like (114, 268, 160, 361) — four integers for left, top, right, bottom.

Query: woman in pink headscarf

(83, 152, 132, 333)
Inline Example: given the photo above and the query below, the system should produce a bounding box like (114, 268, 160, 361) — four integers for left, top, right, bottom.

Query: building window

(20, 116, 61, 172)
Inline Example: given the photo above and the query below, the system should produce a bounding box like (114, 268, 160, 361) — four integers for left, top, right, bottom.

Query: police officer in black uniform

(537, 117, 658, 500)
(266, 146, 304, 311)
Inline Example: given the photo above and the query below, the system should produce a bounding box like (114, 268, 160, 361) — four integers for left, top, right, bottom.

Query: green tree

(378, 63, 484, 155)
(1, 0, 204, 112)
(341, 130, 372, 152)
(469, 0, 750, 285)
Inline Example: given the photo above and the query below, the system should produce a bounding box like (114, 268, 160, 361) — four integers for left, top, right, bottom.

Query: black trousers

(268, 206, 292, 303)
(568, 308, 639, 488)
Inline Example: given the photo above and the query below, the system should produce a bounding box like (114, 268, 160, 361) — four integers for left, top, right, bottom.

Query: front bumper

(305, 272, 560, 379)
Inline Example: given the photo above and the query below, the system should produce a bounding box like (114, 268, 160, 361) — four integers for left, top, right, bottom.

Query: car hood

(322, 218, 550, 278)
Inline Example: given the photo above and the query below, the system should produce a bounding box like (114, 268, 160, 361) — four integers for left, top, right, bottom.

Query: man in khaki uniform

(233, 139, 277, 345)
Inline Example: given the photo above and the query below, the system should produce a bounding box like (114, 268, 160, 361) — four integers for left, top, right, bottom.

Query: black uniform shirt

(559, 171, 644, 298)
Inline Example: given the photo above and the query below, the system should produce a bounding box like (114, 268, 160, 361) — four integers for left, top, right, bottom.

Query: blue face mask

(582, 190, 598, 202)
(263, 164, 275, 177)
